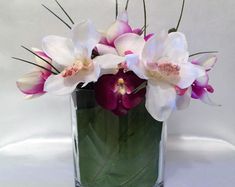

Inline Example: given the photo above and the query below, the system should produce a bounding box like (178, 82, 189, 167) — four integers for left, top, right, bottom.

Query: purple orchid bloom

(94, 69, 146, 116)
(191, 54, 219, 105)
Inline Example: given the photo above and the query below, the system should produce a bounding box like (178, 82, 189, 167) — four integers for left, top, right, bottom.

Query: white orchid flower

(96, 10, 142, 56)
(115, 31, 205, 121)
(96, 31, 146, 75)
(42, 20, 123, 95)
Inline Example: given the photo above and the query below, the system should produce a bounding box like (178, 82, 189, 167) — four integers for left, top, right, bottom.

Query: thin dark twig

(41, 4, 72, 29)
(21, 46, 60, 73)
(54, 0, 74, 24)
(115, 0, 118, 19)
(140, 24, 148, 35)
(125, 0, 130, 11)
(142, 0, 147, 37)
(189, 51, 218, 57)
(176, 0, 185, 31)
(12, 57, 58, 75)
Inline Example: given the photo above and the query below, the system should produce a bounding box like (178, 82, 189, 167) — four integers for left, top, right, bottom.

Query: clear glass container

(70, 88, 166, 187)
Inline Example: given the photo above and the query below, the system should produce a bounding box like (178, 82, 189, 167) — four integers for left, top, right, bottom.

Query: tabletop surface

(0, 136, 234, 187)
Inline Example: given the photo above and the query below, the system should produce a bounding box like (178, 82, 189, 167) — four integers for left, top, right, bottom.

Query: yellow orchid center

(117, 78, 127, 95)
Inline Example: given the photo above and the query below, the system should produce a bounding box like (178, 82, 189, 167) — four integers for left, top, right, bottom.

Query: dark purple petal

(122, 70, 146, 91)
(115, 70, 146, 110)
(94, 74, 118, 110)
(95, 69, 146, 116)
(122, 88, 146, 109)
(112, 95, 129, 116)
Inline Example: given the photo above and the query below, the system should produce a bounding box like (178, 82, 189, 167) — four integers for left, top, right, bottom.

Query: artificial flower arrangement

(14, 0, 218, 186)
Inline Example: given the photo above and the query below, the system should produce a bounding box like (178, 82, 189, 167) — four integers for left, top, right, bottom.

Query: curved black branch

(12, 57, 58, 75)
(189, 51, 218, 57)
(142, 0, 147, 37)
(55, 0, 74, 25)
(21, 45, 60, 74)
(42, 4, 71, 29)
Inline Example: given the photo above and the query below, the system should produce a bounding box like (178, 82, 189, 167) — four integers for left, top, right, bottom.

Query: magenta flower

(94, 69, 146, 115)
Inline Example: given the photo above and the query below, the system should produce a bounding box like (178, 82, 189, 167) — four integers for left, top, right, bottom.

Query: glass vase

(70, 88, 166, 187)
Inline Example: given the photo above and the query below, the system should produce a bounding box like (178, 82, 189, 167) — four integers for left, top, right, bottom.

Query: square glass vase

(70, 89, 166, 187)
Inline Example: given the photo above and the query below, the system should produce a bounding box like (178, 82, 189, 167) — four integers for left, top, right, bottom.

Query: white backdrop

(0, 0, 235, 187)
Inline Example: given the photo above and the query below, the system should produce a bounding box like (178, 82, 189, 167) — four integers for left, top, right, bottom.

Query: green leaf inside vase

(76, 102, 162, 187)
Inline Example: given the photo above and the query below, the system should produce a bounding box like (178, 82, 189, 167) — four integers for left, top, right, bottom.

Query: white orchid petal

(25, 93, 44, 99)
(42, 36, 75, 66)
(165, 32, 188, 51)
(177, 63, 205, 89)
(17, 71, 45, 95)
(175, 87, 192, 110)
(117, 11, 128, 22)
(192, 54, 217, 71)
(32, 48, 51, 66)
(34, 50, 53, 75)
(96, 44, 118, 55)
(94, 54, 124, 69)
(126, 54, 148, 80)
(33, 49, 51, 63)
(72, 20, 101, 57)
(200, 92, 221, 106)
(145, 82, 176, 121)
(142, 31, 167, 62)
(195, 74, 209, 87)
(44, 74, 78, 95)
(93, 54, 124, 74)
(106, 21, 132, 44)
(81, 63, 101, 86)
(114, 33, 145, 56)
(167, 49, 189, 64)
